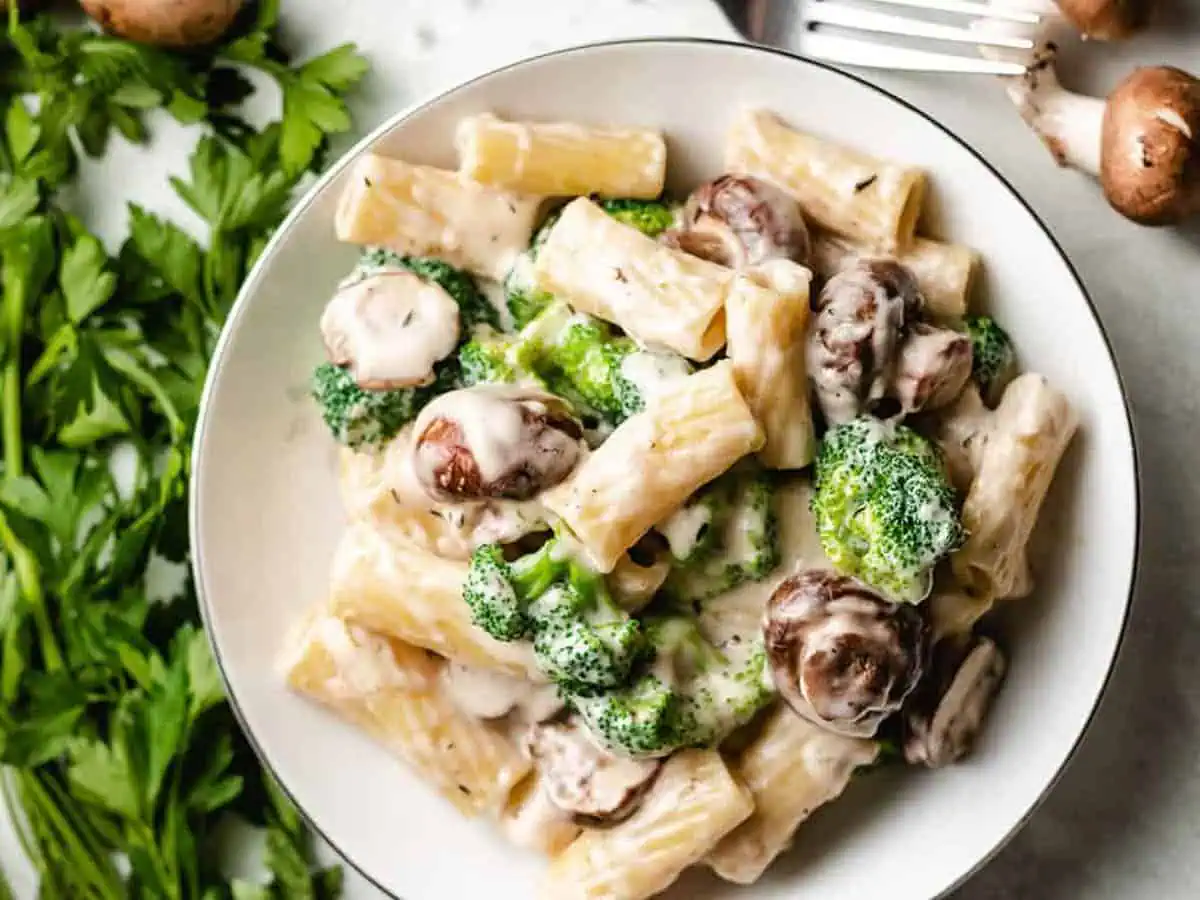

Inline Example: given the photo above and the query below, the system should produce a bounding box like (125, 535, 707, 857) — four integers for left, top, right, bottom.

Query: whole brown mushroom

(1052, 0, 1150, 39)
(661, 174, 810, 268)
(763, 569, 931, 739)
(411, 385, 584, 503)
(80, 0, 244, 48)
(806, 258, 924, 425)
(1006, 54, 1198, 224)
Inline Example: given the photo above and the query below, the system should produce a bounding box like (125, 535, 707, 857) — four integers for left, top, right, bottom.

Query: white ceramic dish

(191, 39, 1139, 900)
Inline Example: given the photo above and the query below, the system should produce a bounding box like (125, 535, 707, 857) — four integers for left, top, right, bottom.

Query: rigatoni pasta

(533, 196, 733, 360)
(328, 520, 543, 679)
(284, 612, 530, 817)
(952, 373, 1079, 600)
(335, 154, 540, 280)
(726, 260, 816, 469)
(541, 750, 753, 900)
(725, 109, 925, 253)
(542, 361, 763, 572)
(457, 113, 666, 199)
(707, 708, 878, 884)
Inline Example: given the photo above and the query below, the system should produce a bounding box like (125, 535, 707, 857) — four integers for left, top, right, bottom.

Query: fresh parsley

(0, 3, 367, 897)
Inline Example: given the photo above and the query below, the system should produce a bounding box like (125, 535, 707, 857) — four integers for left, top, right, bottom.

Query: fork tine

(848, 0, 1042, 25)
(799, 32, 1027, 75)
(806, 4, 1035, 50)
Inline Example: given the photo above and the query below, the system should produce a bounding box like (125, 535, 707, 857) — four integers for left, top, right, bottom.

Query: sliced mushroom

(411, 386, 584, 502)
(525, 719, 662, 824)
(320, 269, 460, 390)
(763, 569, 930, 739)
(902, 636, 1007, 768)
(932, 382, 993, 493)
(662, 174, 810, 268)
(891, 323, 974, 415)
(807, 259, 924, 425)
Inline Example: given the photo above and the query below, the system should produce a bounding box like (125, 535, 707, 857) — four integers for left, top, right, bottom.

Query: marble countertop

(4, 0, 1197, 897)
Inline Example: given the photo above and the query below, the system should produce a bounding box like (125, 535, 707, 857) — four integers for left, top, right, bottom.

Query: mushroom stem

(1007, 44, 1105, 175)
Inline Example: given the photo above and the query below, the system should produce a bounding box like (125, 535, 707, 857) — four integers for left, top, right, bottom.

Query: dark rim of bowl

(189, 36, 1143, 900)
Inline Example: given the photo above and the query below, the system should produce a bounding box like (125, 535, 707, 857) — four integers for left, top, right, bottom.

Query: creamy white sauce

(320, 269, 459, 388)
(441, 663, 562, 722)
(501, 780, 574, 851)
(657, 501, 713, 560)
(414, 386, 535, 484)
(527, 720, 659, 817)
(618, 350, 692, 407)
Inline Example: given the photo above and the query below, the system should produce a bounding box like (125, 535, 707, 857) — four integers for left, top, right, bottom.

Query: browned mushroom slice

(320, 269, 461, 390)
(891, 323, 974, 415)
(411, 386, 584, 503)
(525, 720, 662, 824)
(902, 636, 1007, 768)
(663, 174, 810, 268)
(807, 259, 923, 425)
(763, 569, 930, 738)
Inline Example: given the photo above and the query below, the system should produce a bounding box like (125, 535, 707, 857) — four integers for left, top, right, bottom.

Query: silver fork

(736, 0, 1040, 75)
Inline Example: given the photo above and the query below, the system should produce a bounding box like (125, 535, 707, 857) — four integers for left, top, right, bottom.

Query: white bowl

(191, 39, 1139, 900)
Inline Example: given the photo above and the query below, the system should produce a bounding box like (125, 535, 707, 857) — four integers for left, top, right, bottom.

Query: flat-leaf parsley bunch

(0, 2, 367, 897)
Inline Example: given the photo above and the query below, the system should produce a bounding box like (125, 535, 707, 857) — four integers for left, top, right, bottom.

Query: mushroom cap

(891, 323, 974, 415)
(807, 258, 924, 425)
(80, 0, 244, 48)
(1055, 0, 1151, 39)
(1101, 66, 1200, 224)
(763, 569, 931, 738)
(665, 174, 810, 268)
(411, 385, 584, 502)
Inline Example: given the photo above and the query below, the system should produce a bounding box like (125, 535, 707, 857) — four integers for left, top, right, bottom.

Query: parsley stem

(1, 364, 21, 479)
(0, 514, 63, 672)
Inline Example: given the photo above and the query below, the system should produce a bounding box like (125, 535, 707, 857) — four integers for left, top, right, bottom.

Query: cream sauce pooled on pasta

(440, 662, 562, 723)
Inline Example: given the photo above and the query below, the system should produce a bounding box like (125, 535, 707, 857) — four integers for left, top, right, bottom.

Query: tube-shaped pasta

(456, 113, 666, 199)
(542, 361, 764, 572)
(283, 612, 531, 817)
(706, 707, 878, 884)
(541, 750, 754, 900)
(501, 773, 583, 856)
(534, 197, 734, 360)
(810, 230, 978, 320)
(952, 374, 1079, 600)
(328, 520, 543, 679)
(725, 110, 926, 254)
(335, 154, 541, 280)
(726, 260, 816, 469)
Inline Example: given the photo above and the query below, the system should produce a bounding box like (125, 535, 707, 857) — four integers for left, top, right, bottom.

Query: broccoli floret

(520, 301, 691, 425)
(359, 248, 499, 331)
(965, 315, 1016, 403)
(812, 417, 964, 604)
(456, 326, 534, 388)
(463, 539, 645, 692)
(598, 197, 679, 238)
(311, 362, 421, 450)
(572, 618, 774, 757)
(662, 469, 780, 604)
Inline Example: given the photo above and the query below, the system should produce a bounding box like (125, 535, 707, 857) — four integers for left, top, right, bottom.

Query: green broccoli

(519, 301, 691, 425)
(310, 362, 422, 450)
(358, 247, 499, 331)
(504, 210, 561, 330)
(463, 538, 645, 692)
(597, 197, 679, 238)
(812, 416, 964, 604)
(965, 315, 1016, 404)
(456, 326, 538, 388)
(572, 618, 774, 758)
(661, 469, 780, 604)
